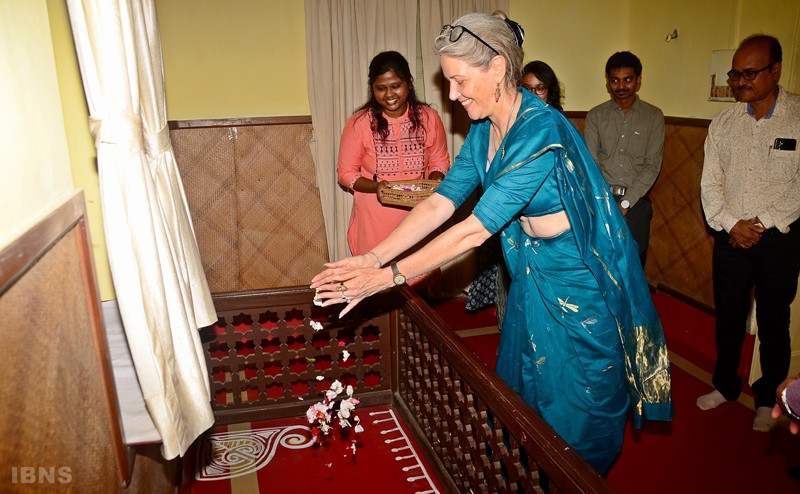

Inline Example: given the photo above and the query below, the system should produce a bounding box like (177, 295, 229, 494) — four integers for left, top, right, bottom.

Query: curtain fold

(66, 0, 217, 459)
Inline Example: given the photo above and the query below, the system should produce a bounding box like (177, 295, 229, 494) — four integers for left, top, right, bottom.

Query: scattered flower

(316, 375, 324, 381)
(342, 350, 350, 362)
(305, 379, 363, 453)
(310, 320, 323, 331)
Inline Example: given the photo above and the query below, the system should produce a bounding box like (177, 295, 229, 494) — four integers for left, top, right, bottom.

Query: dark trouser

(711, 219, 800, 409)
(625, 197, 653, 268)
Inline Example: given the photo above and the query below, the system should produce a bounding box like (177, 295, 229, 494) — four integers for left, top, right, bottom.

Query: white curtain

(66, 0, 217, 459)
(306, 0, 506, 262)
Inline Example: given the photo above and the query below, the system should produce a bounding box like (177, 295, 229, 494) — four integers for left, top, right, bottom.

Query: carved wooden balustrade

(202, 285, 613, 493)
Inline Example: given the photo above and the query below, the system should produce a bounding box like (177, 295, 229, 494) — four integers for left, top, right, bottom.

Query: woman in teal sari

(311, 11, 672, 475)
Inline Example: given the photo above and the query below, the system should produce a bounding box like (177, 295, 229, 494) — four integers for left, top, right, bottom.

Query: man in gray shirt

(585, 51, 665, 267)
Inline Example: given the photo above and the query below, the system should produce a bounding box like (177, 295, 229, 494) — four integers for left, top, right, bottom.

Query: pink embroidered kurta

(338, 106, 450, 268)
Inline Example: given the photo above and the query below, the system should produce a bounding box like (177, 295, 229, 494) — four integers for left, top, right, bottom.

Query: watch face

(394, 273, 406, 285)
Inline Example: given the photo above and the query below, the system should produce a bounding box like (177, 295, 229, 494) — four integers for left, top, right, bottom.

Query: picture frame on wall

(709, 49, 735, 102)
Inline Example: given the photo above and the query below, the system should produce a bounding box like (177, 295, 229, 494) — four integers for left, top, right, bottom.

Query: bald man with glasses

(698, 34, 800, 434)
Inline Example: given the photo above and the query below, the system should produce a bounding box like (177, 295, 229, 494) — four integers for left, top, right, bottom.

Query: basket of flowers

(377, 179, 440, 208)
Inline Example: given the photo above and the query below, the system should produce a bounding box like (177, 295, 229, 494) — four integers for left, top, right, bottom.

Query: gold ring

(341, 294, 348, 300)
(336, 283, 347, 292)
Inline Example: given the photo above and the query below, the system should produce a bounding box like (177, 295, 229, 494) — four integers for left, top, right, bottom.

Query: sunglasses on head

(441, 24, 499, 55)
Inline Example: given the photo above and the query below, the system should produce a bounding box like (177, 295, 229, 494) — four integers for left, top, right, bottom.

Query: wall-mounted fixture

(665, 29, 678, 42)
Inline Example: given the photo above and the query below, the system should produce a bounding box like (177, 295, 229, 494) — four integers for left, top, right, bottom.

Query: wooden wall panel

(647, 121, 714, 308)
(170, 126, 239, 293)
(0, 193, 179, 493)
(170, 117, 329, 293)
(234, 124, 329, 290)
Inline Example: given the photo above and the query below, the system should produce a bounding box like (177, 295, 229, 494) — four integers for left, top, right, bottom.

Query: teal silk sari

(436, 90, 672, 474)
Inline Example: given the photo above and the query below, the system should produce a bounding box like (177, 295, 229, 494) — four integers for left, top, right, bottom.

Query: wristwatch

(390, 261, 406, 285)
(620, 199, 630, 209)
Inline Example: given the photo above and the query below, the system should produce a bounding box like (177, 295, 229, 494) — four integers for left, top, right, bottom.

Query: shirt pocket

(766, 149, 799, 183)
(624, 129, 648, 159)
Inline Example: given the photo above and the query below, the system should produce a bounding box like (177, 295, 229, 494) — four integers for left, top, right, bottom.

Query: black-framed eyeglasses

(727, 62, 774, 81)
(441, 24, 499, 56)
(523, 84, 548, 95)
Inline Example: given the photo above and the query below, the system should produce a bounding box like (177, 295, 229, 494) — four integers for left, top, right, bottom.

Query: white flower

(306, 402, 328, 423)
(342, 350, 350, 361)
(310, 320, 323, 331)
(325, 380, 344, 400)
(338, 398, 355, 419)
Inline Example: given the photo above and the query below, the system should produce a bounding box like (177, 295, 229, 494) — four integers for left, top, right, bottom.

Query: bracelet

(366, 250, 383, 267)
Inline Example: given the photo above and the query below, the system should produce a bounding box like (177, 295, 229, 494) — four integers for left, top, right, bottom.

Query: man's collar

(746, 86, 782, 119)
(613, 94, 640, 112)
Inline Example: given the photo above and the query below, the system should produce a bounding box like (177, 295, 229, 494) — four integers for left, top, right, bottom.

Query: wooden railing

(203, 286, 613, 493)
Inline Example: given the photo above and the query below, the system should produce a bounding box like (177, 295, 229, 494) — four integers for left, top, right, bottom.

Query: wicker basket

(378, 179, 440, 208)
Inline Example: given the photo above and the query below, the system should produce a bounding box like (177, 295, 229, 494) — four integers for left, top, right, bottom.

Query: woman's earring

(495, 83, 501, 103)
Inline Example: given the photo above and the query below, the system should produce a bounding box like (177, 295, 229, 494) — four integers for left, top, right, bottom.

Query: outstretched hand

(310, 254, 392, 318)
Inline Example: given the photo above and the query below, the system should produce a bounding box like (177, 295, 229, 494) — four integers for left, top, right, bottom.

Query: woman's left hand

(310, 254, 392, 317)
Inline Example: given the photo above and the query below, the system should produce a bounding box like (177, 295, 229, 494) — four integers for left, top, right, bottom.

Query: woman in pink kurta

(338, 51, 450, 286)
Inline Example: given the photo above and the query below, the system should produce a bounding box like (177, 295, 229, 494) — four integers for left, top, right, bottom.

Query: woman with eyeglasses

(522, 60, 564, 111)
(312, 11, 672, 475)
(337, 51, 450, 287)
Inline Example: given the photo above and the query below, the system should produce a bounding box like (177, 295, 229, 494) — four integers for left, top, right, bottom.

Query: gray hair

(433, 11, 524, 88)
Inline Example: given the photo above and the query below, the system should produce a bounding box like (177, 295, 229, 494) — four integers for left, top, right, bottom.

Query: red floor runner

(190, 404, 443, 494)
(654, 291, 756, 381)
(433, 294, 800, 493)
(607, 364, 800, 493)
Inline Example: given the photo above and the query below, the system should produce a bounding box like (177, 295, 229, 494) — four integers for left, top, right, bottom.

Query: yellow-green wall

(154, 0, 799, 119)
(46, 0, 114, 298)
(156, 0, 310, 120)
(0, 1, 75, 250)
(511, 0, 799, 116)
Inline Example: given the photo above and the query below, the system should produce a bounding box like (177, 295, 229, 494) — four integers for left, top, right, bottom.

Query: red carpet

(607, 364, 800, 493)
(433, 294, 800, 493)
(190, 404, 443, 494)
(654, 291, 756, 382)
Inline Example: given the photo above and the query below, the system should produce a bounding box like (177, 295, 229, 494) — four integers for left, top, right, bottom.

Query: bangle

(366, 250, 383, 267)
